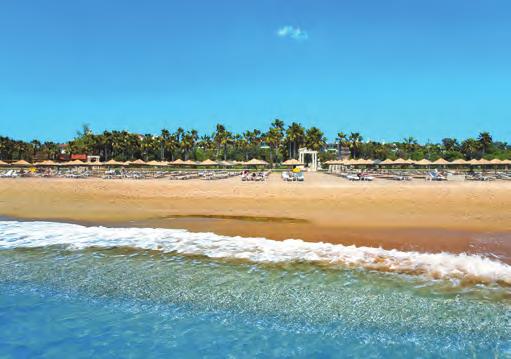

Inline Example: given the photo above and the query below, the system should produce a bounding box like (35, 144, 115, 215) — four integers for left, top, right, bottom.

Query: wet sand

(1, 173, 510, 261)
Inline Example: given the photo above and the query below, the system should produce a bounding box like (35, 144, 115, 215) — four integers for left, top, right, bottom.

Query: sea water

(0, 220, 510, 358)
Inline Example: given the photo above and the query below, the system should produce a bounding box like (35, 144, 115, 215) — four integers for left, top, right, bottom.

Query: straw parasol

(12, 160, 32, 166)
(478, 158, 492, 165)
(0, 160, 8, 166)
(104, 159, 124, 166)
(65, 159, 85, 166)
(350, 158, 370, 166)
(342, 159, 357, 166)
(218, 160, 233, 166)
(392, 158, 413, 165)
(361, 158, 376, 165)
(432, 158, 449, 165)
(282, 159, 303, 166)
(244, 158, 269, 166)
(413, 159, 432, 166)
(170, 159, 185, 165)
(500, 159, 511, 165)
(199, 159, 218, 166)
(450, 159, 469, 165)
(128, 159, 146, 165)
(183, 160, 197, 166)
(35, 160, 58, 166)
(489, 158, 503, 165)
(379, 158, 395, 165)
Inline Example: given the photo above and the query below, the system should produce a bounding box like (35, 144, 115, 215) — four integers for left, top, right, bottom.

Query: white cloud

(276, 26, 308, 41)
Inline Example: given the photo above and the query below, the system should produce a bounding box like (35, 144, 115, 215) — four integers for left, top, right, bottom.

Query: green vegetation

(1, 121, 510, 164)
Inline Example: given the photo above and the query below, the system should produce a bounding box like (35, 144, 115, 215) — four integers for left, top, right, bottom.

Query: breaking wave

(1, 220, 510, 286)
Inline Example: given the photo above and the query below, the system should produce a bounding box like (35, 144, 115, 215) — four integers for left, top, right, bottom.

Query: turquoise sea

(0, 220, 510, 358)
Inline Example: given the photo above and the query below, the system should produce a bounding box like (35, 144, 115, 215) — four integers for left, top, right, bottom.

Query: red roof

(71, 154, 87, 160)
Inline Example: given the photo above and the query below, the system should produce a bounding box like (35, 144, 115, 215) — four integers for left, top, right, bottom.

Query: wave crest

(1, 220, 510, 285)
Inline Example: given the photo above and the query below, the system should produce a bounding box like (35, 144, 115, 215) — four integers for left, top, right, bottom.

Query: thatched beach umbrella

(469, 159, 490, 166)
(170, 159, 185, 166)
(350, 158, 369, 166)
(413, 159, 432, 166)
(182, 160, 198, 167)
(0, 160, 8, 166)
(12, 160, 32, 166)
(35, 160, 58, 166)
(282, 159, 303, 166)
(379, 158, 394, 166)
(218, 160, 234, 167)
(450, 159, 468, 165)
(145, 160, 159, 166)
(104, 159, 124, 166)
(361, 159, 376, 165)
(244, 158, 269, 166)
(392, 158, 413, 165)
(432, 158, 449, 166)
(489, 158, 503, 165)
(199, 159, 218, 166)
(128, 159, 146, 165)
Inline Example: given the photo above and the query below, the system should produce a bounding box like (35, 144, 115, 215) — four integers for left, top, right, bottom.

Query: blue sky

(1, 0, 510, 143)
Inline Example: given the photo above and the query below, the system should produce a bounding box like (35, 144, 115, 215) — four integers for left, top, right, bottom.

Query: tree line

(1, 120, 509, 165)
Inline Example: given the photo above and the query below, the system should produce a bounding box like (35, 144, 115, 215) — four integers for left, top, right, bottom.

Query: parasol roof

(392, 158, 413, 165)
(12, 160, 32, 166)
(468, 158, 490, 165)
(170, 159, 185, 165)
(183, 160, 198, 165)
(199, 159, 218, 166)
(129, 159, 146, 165)
(244, 158, 269, 165)
(413, 159, 432, 165)
(379, 158, 395, 165)
(104, 159, 124, 165)
(35, 160, 58, 166)
(0, 160, 9, 166)
(282, 159, 303, 166)
(450, 159, 469, 165)
(218, 160, 234, 166)
(432, 158, 449, 165)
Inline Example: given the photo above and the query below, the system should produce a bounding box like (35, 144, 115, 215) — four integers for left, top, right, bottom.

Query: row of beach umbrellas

(0, 158, 271, 167)
(325, 158, 511, 166)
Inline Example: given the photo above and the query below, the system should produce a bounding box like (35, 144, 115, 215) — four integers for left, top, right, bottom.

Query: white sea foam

(1, 220, 510, 285)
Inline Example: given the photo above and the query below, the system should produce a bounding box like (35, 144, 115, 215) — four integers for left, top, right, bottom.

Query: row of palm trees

(1, 121, 509, 164)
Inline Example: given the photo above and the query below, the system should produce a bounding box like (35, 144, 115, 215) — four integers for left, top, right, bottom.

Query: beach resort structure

(298, 147, 319, 171)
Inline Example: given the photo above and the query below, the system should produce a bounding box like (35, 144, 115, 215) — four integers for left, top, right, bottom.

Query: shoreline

(1, 174, 510, 261)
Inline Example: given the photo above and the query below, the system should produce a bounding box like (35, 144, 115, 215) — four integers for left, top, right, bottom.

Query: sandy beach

(1, 173, 510, 260)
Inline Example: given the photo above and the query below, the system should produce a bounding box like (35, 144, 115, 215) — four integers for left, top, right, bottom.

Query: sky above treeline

(1, 0, 510, 143)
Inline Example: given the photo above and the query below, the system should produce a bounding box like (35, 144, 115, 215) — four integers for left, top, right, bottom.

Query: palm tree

(402, 136, 418, 158)
(264, 120, 285, 165)
(348, 132, 363, 158)
(336, 132, 348, 156)
(441, 138, 459, 152)
(285, 122, 305, 159)
(478, 132, 493, 156)
(160, 129, 171, 160)
(180, 130, 198, 160)
(305, 127, 326, 151)
(461, 138, 481, 159)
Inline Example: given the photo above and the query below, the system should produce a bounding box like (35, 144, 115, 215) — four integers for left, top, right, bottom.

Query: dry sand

(1, 173, 510, 260)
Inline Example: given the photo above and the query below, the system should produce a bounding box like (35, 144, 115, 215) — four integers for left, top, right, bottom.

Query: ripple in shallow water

(0, 246, 510, 355)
